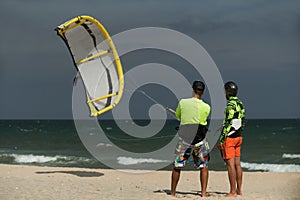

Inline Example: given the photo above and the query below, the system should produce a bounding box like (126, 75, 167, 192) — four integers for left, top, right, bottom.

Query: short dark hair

(192, 81, 205, 95)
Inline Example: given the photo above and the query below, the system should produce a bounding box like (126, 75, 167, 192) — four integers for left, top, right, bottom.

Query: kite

(55, 15, 124, 117)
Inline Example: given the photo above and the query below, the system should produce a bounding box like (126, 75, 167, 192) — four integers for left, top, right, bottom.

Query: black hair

(192, 81, 205, 95)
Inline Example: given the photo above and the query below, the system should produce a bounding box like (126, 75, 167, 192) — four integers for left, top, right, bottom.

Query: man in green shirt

(218, 81, 245, 197)
(171, 81, 211, 197)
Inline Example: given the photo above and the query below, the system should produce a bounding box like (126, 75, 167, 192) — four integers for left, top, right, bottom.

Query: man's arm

(175, 101, 181, 121)
(219, 103, 235, 144)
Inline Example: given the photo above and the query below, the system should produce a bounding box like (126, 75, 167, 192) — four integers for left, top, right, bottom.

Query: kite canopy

(55, 16, 124, 117)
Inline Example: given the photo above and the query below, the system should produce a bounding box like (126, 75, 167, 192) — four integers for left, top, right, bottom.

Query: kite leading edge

(55, 15, 124, 117)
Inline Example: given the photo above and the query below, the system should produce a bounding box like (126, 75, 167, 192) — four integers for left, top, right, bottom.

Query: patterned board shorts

(174, 138, 210, 169)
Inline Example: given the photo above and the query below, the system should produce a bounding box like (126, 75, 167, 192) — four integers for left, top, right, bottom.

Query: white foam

(12, 154, 66, 163)
(96, 143, 113, 147)
(117, 156, 170, 165)
(19, 128, 32, 132)
(282, 127, 294, 131)
(241, 162, 300, 172)
(282, 153, 300, 159)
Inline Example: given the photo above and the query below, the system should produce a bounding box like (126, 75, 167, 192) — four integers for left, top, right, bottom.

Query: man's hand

(217, 143, 225, 150)
(217, 143, 226, 160)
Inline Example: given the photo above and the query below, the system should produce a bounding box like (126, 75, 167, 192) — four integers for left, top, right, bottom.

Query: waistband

(228, 129, 242, 138)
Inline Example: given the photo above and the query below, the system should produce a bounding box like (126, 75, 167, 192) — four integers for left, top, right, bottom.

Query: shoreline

(0, 164, 299, 200)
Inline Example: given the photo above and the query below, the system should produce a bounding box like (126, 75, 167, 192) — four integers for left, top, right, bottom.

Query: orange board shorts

(223, 137, 242, 159)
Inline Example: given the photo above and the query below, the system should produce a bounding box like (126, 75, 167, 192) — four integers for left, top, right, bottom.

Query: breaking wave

(117, 156, 170, 165)
(241, 162, 300, 172)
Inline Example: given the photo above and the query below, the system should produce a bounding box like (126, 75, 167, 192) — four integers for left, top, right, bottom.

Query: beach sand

(0, 164, 299, 200)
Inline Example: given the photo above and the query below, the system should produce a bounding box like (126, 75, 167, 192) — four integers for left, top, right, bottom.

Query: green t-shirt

(175, 97, 210, 125)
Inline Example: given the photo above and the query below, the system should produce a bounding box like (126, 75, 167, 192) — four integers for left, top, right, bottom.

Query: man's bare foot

(201, 192, 207, 197)
(225, 193, 237, 197)
(236, 190, 242, 196)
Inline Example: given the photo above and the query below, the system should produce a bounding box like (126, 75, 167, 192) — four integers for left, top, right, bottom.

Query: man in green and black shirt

(218, 81, 245, 197)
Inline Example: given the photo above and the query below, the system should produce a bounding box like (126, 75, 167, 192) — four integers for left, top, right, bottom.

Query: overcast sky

(1, 0, 299, 119)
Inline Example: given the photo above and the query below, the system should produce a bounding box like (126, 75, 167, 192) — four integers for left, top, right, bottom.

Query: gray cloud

(0, 0, 299, 119)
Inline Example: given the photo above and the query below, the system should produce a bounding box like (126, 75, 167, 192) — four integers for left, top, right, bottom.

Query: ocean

(0, 119, 299, 172)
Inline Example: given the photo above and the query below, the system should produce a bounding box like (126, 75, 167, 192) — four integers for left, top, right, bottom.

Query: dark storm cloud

(0, 0, 299, 119)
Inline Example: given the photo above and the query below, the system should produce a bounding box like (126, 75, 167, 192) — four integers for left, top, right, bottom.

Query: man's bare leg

(200, 166, 209, 197)
(225, 158, 237, 197)
(235, 157, 243, 195)
(171, 168, 181, 196)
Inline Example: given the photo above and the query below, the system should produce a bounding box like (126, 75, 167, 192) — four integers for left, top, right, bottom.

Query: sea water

(0, 119, 299, 172)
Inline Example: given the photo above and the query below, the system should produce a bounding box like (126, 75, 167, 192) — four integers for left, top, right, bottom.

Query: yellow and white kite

(55, 16, 124, 117)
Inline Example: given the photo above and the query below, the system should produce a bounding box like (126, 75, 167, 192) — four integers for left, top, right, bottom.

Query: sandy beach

(0, 164, 299, 200)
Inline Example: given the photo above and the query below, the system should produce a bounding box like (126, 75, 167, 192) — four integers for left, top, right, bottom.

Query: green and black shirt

(219, 96, 245, 144)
